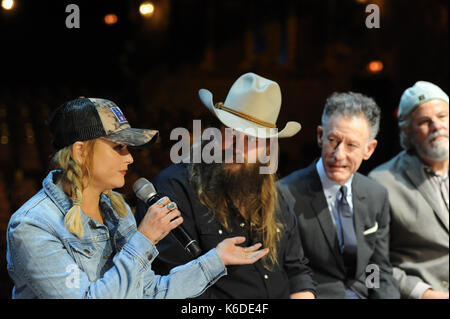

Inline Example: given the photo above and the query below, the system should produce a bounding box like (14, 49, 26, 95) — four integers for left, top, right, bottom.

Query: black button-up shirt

(135, 163, 316, 298)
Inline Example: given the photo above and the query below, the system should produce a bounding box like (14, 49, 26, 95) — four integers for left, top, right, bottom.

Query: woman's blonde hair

(52, 139, 128, 238)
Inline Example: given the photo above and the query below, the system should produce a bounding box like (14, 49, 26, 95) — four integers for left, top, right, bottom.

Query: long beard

(188, 161, 280, 269)
(189, 161, 275, 223)
(223, 163, 264, 205)
(201, 163, 268, 210)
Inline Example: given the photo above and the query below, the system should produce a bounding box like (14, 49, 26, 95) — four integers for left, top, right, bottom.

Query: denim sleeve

(8, 211, 227, 299)
(7, 214, 159, 298)
(142, 248, 227, 299)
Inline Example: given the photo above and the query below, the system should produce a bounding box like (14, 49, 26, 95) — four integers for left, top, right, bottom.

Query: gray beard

(412, 135, 449, 162)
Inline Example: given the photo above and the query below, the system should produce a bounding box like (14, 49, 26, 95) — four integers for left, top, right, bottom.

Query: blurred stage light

(104, 13, 118, 25)
(367, 60, 384, 73)
(1, 0, 14, 10)
(139, 1, 155, 18)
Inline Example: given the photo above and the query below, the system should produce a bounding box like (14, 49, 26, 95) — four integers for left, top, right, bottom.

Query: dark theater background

(0, 0, 448, 299)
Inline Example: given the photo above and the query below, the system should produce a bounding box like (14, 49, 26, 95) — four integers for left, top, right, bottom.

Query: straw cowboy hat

(198, 72, 301, 138)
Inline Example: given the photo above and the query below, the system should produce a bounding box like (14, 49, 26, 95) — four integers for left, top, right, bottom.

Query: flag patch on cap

(111, 107, 128, 124)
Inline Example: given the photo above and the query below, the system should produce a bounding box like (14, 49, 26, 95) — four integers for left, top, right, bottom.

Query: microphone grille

(133, 178, 157, 202)
(133, 177, 149, 193)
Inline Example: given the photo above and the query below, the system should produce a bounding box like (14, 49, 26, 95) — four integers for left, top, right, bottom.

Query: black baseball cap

(46, 97, 159, 150)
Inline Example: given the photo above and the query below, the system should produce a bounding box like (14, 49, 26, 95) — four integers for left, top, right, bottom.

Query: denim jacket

(6, 170, 226, 298)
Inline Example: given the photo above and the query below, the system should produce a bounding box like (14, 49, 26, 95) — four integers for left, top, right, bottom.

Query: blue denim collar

(43, 170, 73, 217)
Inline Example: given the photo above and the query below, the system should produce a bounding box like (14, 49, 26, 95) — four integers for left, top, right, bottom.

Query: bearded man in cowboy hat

(135, 72, 316, 298)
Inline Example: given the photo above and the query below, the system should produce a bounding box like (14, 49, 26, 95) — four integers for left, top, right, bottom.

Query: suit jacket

(279, 161, 400, 299)
(369, 151, 449, 298)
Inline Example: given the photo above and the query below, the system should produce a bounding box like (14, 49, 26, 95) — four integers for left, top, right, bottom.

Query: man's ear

(71, 141, 86, 165)
(317, 126, 323, 148)
(363, 139, 378, 160)
(401, 125, 410, 136)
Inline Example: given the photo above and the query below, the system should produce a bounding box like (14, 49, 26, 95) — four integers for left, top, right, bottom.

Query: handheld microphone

(133, 177, 202, 258)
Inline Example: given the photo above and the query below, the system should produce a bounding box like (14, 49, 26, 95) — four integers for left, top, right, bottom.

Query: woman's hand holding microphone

(137, 196, 269, 265)
(137, 196, 183, 245)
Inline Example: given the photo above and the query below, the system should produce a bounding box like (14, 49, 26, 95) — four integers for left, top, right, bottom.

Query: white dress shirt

(316, 158, 354, 228)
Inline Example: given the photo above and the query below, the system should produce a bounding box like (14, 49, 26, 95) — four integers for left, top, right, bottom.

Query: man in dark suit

(279, 92, 400, 299)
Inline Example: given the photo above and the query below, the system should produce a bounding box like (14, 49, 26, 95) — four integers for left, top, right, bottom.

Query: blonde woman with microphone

(6, 97, 268, 298)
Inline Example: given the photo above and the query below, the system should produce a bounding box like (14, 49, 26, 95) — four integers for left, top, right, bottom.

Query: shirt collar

(43, 170, 73, 216)
(316, 158, 353, 200)
(423, 164, 449, 179)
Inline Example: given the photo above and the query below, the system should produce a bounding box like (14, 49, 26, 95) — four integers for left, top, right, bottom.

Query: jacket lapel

(351, 174, 370, 278)
(306, 164, 346, 272)
(403, 153, 449, 231)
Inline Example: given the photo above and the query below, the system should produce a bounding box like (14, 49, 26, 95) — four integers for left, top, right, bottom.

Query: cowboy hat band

(214, 102, 277, 129)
